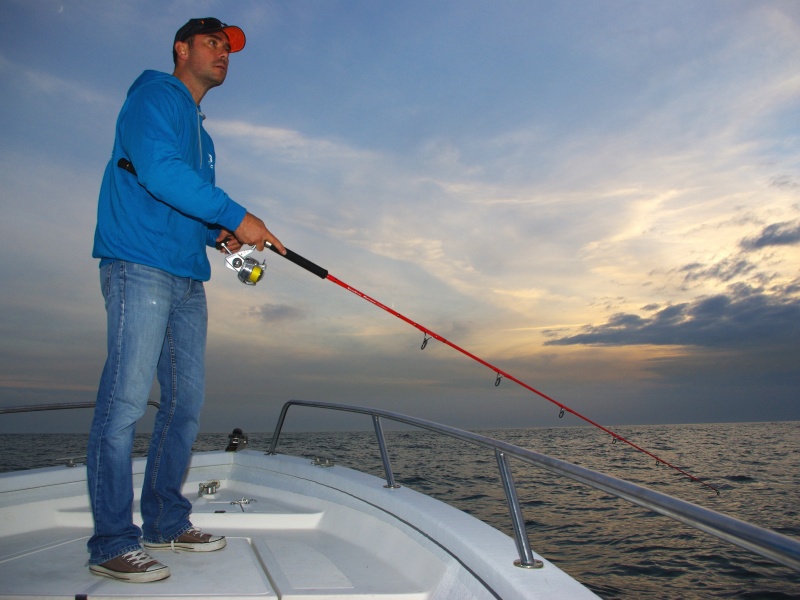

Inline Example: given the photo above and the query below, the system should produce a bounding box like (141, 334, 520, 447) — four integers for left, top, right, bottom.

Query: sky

(0, 0, 798, 435)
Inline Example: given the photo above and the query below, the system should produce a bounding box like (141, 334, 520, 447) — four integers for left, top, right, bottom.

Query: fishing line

(228, 240, 720, 494)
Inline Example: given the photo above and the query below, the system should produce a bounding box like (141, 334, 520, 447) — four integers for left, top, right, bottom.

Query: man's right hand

(234, 212, 286, 254)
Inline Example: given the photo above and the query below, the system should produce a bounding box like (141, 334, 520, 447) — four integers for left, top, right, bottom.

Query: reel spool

(223, 245, 266, 286)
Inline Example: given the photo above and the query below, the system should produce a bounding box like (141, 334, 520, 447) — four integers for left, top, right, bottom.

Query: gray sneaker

(89, 548, 170, 582)
(144, 527, 227, 552)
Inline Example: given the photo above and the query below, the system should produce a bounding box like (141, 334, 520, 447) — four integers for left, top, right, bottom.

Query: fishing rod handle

(267, 243, 328, 279)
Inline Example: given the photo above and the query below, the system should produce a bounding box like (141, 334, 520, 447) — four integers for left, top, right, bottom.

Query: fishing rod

(221, 240, 720, 495)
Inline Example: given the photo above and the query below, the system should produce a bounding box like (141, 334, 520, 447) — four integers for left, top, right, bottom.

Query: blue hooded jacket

(92, 70, 247, 281)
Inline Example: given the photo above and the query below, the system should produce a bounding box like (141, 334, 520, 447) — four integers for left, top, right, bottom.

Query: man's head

(173, 18, 245, 65)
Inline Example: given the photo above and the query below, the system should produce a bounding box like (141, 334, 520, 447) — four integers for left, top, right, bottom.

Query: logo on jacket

(208, 153, 214, 170)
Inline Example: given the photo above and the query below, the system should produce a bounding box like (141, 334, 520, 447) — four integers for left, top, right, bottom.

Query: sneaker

(144, 527, 227, 552)
(89, 548, 170, 583)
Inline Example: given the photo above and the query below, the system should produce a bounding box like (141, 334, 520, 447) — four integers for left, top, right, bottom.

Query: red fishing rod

(223, 241, 719, 494)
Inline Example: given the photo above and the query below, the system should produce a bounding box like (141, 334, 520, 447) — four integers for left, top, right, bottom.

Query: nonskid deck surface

(1, 533, 275, 598)
(0, 483, 434, 597)
(0, 451, 599, 599)
(0, 531, 431, 598)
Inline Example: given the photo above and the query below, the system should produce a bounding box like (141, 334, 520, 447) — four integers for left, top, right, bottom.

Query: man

(88, 18, 284, 583)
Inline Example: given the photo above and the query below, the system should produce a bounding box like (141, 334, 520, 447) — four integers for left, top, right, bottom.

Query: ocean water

(1, 421, 798, 599)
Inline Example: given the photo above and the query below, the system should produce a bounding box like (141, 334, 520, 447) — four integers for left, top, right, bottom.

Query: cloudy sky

(1, 0, 798, 435)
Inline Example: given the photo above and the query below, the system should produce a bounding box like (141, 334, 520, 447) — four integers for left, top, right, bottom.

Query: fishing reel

(222, 245, 266, 286)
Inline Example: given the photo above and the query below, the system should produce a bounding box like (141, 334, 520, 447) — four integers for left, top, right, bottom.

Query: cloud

(664, 217, 800, 292)
(544, 282, 800, 349)
(739, 219, 800, 250)
(770, 175, 800, 190)
(247, 303, 306, 323)
(678, 258, 758, 284)
(0, 52, 109, 106)
(208, 120, 372, 166)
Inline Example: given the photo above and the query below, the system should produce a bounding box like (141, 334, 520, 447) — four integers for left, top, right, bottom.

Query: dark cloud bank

(546, 220, 800, 349)
(545, 284, 799, 348)
(740, 219, 800, 250)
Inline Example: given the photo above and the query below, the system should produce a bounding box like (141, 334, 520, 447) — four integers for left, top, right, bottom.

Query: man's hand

(234, 212, 286, 254)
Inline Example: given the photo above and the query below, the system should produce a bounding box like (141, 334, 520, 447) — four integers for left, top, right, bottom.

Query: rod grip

(269, 244, 328, 279)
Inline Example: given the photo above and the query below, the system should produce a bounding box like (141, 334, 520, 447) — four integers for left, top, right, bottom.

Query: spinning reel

(221, 244, 266, 286)
(219, 236, 329, 285)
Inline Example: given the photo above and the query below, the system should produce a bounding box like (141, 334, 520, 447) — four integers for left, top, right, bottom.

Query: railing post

(266, 402, 293, 455)
(373, 415, 400, 489)
(496, 449, 543, 569)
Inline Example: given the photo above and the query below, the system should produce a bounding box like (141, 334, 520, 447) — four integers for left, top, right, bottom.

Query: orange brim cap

(221, 25, 246, 53)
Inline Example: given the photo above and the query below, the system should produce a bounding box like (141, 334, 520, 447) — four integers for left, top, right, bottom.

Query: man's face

(183, 32, 232, 88)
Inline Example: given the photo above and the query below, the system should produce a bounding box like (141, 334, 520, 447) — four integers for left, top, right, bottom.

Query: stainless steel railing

(267, 400, 800, 573)
(0, 401, 163, 468)
(0, 400, 160, 414)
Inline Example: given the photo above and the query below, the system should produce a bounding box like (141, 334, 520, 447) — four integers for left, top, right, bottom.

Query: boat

(1, 399, 799, 599)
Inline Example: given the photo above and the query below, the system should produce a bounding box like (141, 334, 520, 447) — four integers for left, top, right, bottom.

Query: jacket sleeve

(118, 83, 247, 232)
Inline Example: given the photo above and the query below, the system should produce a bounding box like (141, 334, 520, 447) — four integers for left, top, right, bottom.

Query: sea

(1, 421, 798, 599)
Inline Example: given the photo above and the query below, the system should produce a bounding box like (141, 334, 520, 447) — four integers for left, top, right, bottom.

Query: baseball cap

(174, 18, 246, 53)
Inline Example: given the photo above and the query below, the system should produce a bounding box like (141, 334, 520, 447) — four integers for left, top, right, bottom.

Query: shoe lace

(122, 549, 156, 568)
(168, 527, 206, 553)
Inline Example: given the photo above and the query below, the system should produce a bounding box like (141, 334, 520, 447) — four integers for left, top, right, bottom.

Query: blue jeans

(87, 261, 207, 564)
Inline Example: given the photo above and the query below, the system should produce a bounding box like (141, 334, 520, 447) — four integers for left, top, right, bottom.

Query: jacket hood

(128, 70, 192, 102)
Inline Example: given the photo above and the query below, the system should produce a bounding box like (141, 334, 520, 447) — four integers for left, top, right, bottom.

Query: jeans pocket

(100, 261, 115, 305)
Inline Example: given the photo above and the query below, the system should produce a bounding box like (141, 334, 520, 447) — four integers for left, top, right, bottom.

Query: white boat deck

(0, 450, 598, 599)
